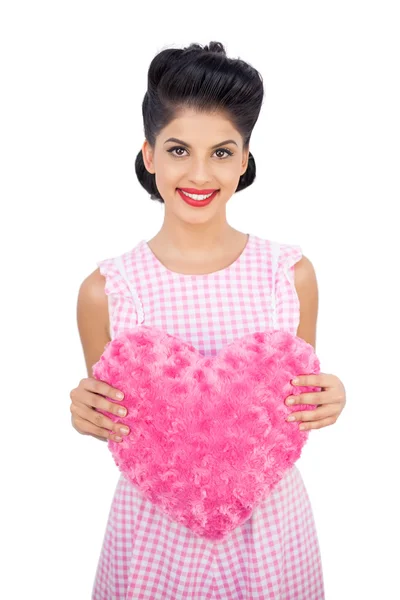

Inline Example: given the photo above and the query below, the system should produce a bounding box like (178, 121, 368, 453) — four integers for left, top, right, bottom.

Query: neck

(151, 217, 240, 257)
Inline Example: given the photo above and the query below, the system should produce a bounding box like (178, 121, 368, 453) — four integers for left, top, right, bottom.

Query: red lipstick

(177, 188, 219, 207)
(178, 188, 219, 194)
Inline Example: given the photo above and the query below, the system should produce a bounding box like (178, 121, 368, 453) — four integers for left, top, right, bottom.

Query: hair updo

(135, 41, 264, 204)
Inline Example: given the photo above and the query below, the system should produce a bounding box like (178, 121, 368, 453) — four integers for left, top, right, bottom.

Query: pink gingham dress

(92, 233, 325, 599)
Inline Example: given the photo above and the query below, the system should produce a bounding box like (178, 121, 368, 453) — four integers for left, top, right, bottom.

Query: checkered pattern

(92, 234, 325, 599)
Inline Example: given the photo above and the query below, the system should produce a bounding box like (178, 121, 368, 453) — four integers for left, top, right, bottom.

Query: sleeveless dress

(92, 233, 325, 600)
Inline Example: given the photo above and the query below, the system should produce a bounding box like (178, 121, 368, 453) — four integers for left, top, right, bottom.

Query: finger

(81, 377, 125, 402)
(286, 404, 334, 423)
(71, 403, 130, 441)
(286, 392, 330, 406)
(73, 413, 115, 440)
(78, 387, 128, 420)
(298, 417, 337, 431)
(291, 373, 336, 389)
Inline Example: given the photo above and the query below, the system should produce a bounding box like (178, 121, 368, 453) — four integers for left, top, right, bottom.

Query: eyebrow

(164, 137, 238, 149)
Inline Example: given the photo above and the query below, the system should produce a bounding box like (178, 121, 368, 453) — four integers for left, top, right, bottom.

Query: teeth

(180, 190, 215, 201)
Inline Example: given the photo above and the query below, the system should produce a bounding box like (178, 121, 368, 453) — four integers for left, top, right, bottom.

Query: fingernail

(292, 378, 299, 384)
(114, 436, 122, 441)
(118, 408, 127, 416)
(116, 392, 124, 399)
(287, 398, 295, 405)
(287, 415, 295, 421)
(120, 427, 129, 435)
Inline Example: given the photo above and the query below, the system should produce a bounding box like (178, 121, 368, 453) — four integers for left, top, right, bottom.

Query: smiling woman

(87, 41, 326, 600)
(139, 108, 255, 224)
(134, 42, 259, 207)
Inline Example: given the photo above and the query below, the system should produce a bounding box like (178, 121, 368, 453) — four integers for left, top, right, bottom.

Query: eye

(167, 146, 234, 159)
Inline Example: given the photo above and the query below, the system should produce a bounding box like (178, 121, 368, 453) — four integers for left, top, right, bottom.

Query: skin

(71, 108, 346, 442)
(141, 108, 250, 273)
(291, 257, 346, 430)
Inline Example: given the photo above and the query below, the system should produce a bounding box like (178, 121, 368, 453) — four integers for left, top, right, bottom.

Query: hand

(285, 373, 346, 431)
(70, 377, 130, 442)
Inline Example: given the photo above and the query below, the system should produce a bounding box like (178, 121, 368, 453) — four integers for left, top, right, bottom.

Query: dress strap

(270, 241, 280, 330)
(113, 255, 145, 325)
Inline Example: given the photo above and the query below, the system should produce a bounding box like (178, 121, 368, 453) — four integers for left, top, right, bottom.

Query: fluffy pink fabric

(92, 325, 320, 540)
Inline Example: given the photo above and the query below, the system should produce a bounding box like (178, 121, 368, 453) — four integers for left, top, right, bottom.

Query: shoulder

(293, 255, 319, 349)
(80, 267, 109, 305)
(293, 254, 317, 288)
(77, 268, 110, 340)
(95, 251, 133, 297)
(262, 238, 318, 347)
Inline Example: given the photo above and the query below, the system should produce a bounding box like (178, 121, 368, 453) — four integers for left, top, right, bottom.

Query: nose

(187, 157, 213, 187)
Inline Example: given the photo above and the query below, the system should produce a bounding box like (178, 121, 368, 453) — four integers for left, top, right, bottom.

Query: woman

(72, 41, 346, 599)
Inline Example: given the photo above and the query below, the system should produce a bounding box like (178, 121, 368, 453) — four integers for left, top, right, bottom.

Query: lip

(177, 188, 219, 194)
(177, 188, 219, 207)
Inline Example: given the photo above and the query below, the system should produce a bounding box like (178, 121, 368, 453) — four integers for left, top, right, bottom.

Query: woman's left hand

(285, 373, 346, 431)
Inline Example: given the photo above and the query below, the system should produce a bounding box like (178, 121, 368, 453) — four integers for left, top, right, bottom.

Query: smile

(177, 188, 219, 207)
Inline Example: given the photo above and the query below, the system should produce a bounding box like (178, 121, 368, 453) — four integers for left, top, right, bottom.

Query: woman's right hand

(70, 377, 130, 443)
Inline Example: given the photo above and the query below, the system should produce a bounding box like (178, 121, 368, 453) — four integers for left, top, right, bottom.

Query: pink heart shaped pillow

(92, 325, 321, 540)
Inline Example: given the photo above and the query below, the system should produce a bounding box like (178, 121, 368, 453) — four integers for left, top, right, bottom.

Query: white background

(1, 1, 399, 598)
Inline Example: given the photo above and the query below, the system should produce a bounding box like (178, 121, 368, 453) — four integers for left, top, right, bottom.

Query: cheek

(157, 163, 183, 188)
(217, 163, 242, 186)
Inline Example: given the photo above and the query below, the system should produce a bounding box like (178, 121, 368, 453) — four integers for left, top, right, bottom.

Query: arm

(294, 256, 319, 351)
(290, 256, 346, 431)
(73, 269, 123, 442)
(76, 268, 111, 379)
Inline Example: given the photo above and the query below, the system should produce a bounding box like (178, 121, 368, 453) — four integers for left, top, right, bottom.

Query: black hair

(134, 41, 264, 204)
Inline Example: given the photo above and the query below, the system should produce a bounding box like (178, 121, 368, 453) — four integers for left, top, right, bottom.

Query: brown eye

(167, 146, 234, 159)
(215, 148, 234, 158)
(168, 147, 187, 157)
(168, 147, 186, 156)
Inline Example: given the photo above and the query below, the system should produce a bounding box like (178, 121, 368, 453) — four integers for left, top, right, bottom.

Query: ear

(240, 148, 250, 176)
(142, 139, 155, 174)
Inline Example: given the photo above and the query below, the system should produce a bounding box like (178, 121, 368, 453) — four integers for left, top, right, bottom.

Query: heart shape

(92, 325, 321, 540)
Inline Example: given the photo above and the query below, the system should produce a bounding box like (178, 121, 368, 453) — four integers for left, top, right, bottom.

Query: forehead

(161, 109, 238, 141)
